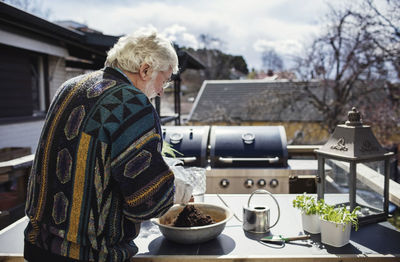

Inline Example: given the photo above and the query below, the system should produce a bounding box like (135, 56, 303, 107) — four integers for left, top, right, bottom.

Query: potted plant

(292, 193, 325, 234)
(319, 205, 360, 247)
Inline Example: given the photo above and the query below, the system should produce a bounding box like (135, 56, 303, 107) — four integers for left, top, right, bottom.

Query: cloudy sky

(40, 0, 336, 70)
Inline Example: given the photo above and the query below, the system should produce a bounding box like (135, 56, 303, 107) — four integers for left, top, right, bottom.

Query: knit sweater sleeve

(105, 86, 175, 223)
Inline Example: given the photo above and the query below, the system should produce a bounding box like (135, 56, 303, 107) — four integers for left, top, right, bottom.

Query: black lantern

(315, 107, 395, 225)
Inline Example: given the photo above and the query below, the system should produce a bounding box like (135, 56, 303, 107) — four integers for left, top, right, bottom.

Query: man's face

(144, 68, 173, 99)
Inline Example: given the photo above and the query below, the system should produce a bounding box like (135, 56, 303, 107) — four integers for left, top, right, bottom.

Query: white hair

(105, 30, 179, 74)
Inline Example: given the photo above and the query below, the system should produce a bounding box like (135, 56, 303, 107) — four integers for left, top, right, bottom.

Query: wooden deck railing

(287, 145, 322, 158)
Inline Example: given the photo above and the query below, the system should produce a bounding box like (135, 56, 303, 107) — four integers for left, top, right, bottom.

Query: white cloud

(163, 24, 187, 37)
(161, 24, 200, 49)
(253, 39, 302, 56)
(43, 0, 332, 70)
(180, 33, 199, 49)
(253, 40, 275, 53)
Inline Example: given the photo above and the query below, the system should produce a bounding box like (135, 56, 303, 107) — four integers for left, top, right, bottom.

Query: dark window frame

(0, 44, 49, 124)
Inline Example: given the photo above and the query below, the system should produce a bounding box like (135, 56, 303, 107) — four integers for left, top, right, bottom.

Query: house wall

(66, 68, 89, 80)
(48, 56, 67, 100)
(0, 120, 44, 153)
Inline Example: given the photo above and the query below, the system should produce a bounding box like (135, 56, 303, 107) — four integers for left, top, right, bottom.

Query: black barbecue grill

(161, 125, 288, 168)
(209, 126, 288, 168)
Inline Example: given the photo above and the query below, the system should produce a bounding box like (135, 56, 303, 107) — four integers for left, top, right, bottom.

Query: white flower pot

(301, 213, 320, 234)
(320, 218, 351, 247)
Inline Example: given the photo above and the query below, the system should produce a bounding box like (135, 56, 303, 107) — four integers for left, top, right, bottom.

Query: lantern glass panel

(324, 159, 350, 206)
(324, 159, 385, 215)
(355, 161, 385, 215)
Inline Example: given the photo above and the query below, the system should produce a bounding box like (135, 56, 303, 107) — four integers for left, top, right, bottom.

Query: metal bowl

(151, 203, 233, 244)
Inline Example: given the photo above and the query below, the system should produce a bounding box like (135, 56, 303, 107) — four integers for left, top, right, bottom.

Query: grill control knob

(244, 179, 254, 188)
(269, 179, 279, 188)
(257, 179, 266, 187)
(220, 179, 230, 188)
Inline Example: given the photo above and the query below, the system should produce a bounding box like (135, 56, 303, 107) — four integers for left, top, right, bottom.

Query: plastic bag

(164, 157, 193, 204)
(184, 167, 206, 202)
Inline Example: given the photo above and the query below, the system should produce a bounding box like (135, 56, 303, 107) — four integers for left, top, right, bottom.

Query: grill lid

(210, 126, 288, 167)
(161, 125, 210, 167)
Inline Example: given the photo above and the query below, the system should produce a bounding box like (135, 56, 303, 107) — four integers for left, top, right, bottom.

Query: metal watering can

(243, 189, 281, 233)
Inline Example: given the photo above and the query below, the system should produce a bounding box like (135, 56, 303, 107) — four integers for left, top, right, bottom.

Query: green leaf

(320, 205, 360, 231)
(292, 193, 326, 215)
(161, 141, 183, 158)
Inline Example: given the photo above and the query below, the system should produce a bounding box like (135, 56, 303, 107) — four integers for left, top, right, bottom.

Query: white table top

(1, 194, 399, 261)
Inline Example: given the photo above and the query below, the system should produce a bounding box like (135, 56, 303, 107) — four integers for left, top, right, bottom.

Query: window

(0, 44, 47, 120)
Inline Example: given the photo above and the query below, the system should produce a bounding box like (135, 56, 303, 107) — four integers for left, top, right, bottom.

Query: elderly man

(24, 30, 191, 262)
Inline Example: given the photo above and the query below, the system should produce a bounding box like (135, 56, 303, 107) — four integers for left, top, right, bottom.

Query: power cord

(216, 193, 242, 222)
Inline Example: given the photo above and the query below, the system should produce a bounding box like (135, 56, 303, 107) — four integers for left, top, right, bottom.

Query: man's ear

(139, 63, 151, 80)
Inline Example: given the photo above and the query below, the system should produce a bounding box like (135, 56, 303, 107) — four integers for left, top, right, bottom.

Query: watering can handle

(247, 189, 281, 229)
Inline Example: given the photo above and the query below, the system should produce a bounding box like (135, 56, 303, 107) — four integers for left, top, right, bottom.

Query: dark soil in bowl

(173, 205, 215, 227)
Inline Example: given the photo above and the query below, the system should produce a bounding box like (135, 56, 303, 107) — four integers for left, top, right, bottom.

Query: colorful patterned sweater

(24, 67, 175, 262)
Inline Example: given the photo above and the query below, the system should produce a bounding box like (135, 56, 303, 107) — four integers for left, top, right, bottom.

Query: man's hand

(173, 177, 193, 204)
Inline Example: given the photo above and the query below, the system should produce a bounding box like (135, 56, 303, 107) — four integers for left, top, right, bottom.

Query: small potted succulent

(319, 205, 360, 247)
(292, 193, 325, 234)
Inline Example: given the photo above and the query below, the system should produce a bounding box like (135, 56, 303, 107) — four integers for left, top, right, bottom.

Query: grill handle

(176, 157, 197, 163)
(218, 157, 280, 163)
